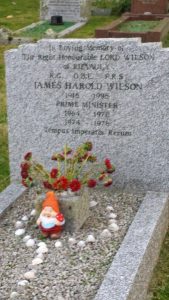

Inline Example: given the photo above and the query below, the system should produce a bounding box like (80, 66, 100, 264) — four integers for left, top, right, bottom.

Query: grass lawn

(0, 0, 39, 30)
(17, 21, 75, 39)
(0, 45, 13, 191)
(117, 20, 160, 32)
(148, 231, 169, 300)
(65, 16, 117, 38)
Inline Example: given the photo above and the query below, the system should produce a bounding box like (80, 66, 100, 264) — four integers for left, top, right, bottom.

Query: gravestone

(40, 0, 91, 22)
(131, 0, 168, 14)
(5, 38, 169, 191)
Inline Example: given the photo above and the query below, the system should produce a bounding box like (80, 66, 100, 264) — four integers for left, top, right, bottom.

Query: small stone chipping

(0, 188, 144, 300)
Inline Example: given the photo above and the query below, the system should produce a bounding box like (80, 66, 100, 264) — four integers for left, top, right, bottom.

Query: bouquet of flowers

(20, 141, 115, 193)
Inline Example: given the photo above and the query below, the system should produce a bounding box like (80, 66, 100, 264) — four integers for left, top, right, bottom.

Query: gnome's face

(41, 206, 57, 218)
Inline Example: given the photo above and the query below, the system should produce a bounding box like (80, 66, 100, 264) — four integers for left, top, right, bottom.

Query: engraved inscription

(20, 41, 157, 140)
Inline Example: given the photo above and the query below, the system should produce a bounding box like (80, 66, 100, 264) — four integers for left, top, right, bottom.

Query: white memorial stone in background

(5, 38, 169, 191)
(40, 0, 91, 22)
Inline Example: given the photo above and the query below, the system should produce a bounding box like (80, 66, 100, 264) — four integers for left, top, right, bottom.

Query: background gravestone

(5, 38, 169, 191)
(40, 0, 91, 22)
(131, 0, 168, 14)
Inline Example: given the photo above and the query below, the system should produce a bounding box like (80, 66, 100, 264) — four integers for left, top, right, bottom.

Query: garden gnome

(37, 191, 65, 239)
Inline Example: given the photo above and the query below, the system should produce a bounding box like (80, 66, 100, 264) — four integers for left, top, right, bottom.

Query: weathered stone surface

(0, 183, 26, 216)
(94, 192, 169, 300)
(40, 0, 91, 21)
(5, 38, 169, 191)
(59, 189, 89, 232)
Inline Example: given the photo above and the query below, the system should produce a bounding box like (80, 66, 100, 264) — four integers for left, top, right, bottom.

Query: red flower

(99, 173, 106, 181)
(50, 168, 58, 178)
(51, 153, 65, 161)
(22, 179, 28, 187)
(88, 179, 97, 188)
(105, 159, 112, 170)
(51, 155, 57, 161)
(20, 162, 29, 172)
(24, 152, 32, 161)
(107, 168, 115, 174)
(53, 176, 69, 191)
(43, 181, 53, 189)
(104, 179, 113, 187)
(69, 179, 81, 192)
(21, 170, 29, 179)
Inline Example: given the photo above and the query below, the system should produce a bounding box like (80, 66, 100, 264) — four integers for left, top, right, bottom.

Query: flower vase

(58, 188, 89, 233)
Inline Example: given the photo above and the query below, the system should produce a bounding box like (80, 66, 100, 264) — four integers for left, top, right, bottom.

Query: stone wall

(131, 0, 168, 14)
(40, 0, 91, 22)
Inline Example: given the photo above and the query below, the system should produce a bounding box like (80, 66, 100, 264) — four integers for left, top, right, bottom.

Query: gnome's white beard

(40, 216, 56, 229)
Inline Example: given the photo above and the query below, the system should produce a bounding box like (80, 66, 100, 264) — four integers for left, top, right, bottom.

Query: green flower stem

(57, 160, 61, 177)
(76, 154, 91, 178)
(64, 145, 67, 176)
(32, 160, 49, 178)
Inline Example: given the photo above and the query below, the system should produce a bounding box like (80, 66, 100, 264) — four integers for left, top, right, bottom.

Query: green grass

(65, 16, 117, 38)
(0, 124, 10, 191)
(148, 231, 169, 300)
(0, 0, 39, 30)
(117, 20, 160, 33)
(17, 21, 75, 39)
(0, 45, 14, 191)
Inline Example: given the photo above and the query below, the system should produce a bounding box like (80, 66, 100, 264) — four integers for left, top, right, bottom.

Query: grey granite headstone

(5, 38, 169, 191)
(40, 0, 91, 22)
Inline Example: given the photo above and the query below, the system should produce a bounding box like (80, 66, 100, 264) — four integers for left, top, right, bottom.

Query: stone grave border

(0, 21, 87, 45)
(14, 20, 87, 38)
(0, 184, 168, 299)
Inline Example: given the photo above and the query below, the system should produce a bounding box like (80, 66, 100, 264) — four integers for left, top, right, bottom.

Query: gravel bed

(0, 188, 144, 300)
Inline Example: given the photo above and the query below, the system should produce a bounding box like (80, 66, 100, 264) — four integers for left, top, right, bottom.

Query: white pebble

(86, 234, 96, 243)
(106, 205, 114, 212)
(108, 219, 117, 225)
(77, 240, 86, 248)
(24, 270, 36, 280)
(17, 280, 29, 286)
(10, 292, 19, 299)
(36, 246, 48, 254)
(55, 240, 62, 248)
(22, 215, 28, 222)
(26, 239, 35, 247)
(23, 235, 31, 243)
(100, 229, 112, 239)
(57, 296, 65, 300)
(36, 253, 44, 260)
(30, 209, 36, 216)
(108, 223, 119, 232)
(90, 200, 98, 208)
(109, 213, 117, 219)
(37, 242, 47, 248)
(68, 238, 76, 245)
(15, 221, 24, 229)
(32, 257, 43, 265)
(15, 228, 25, 236)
